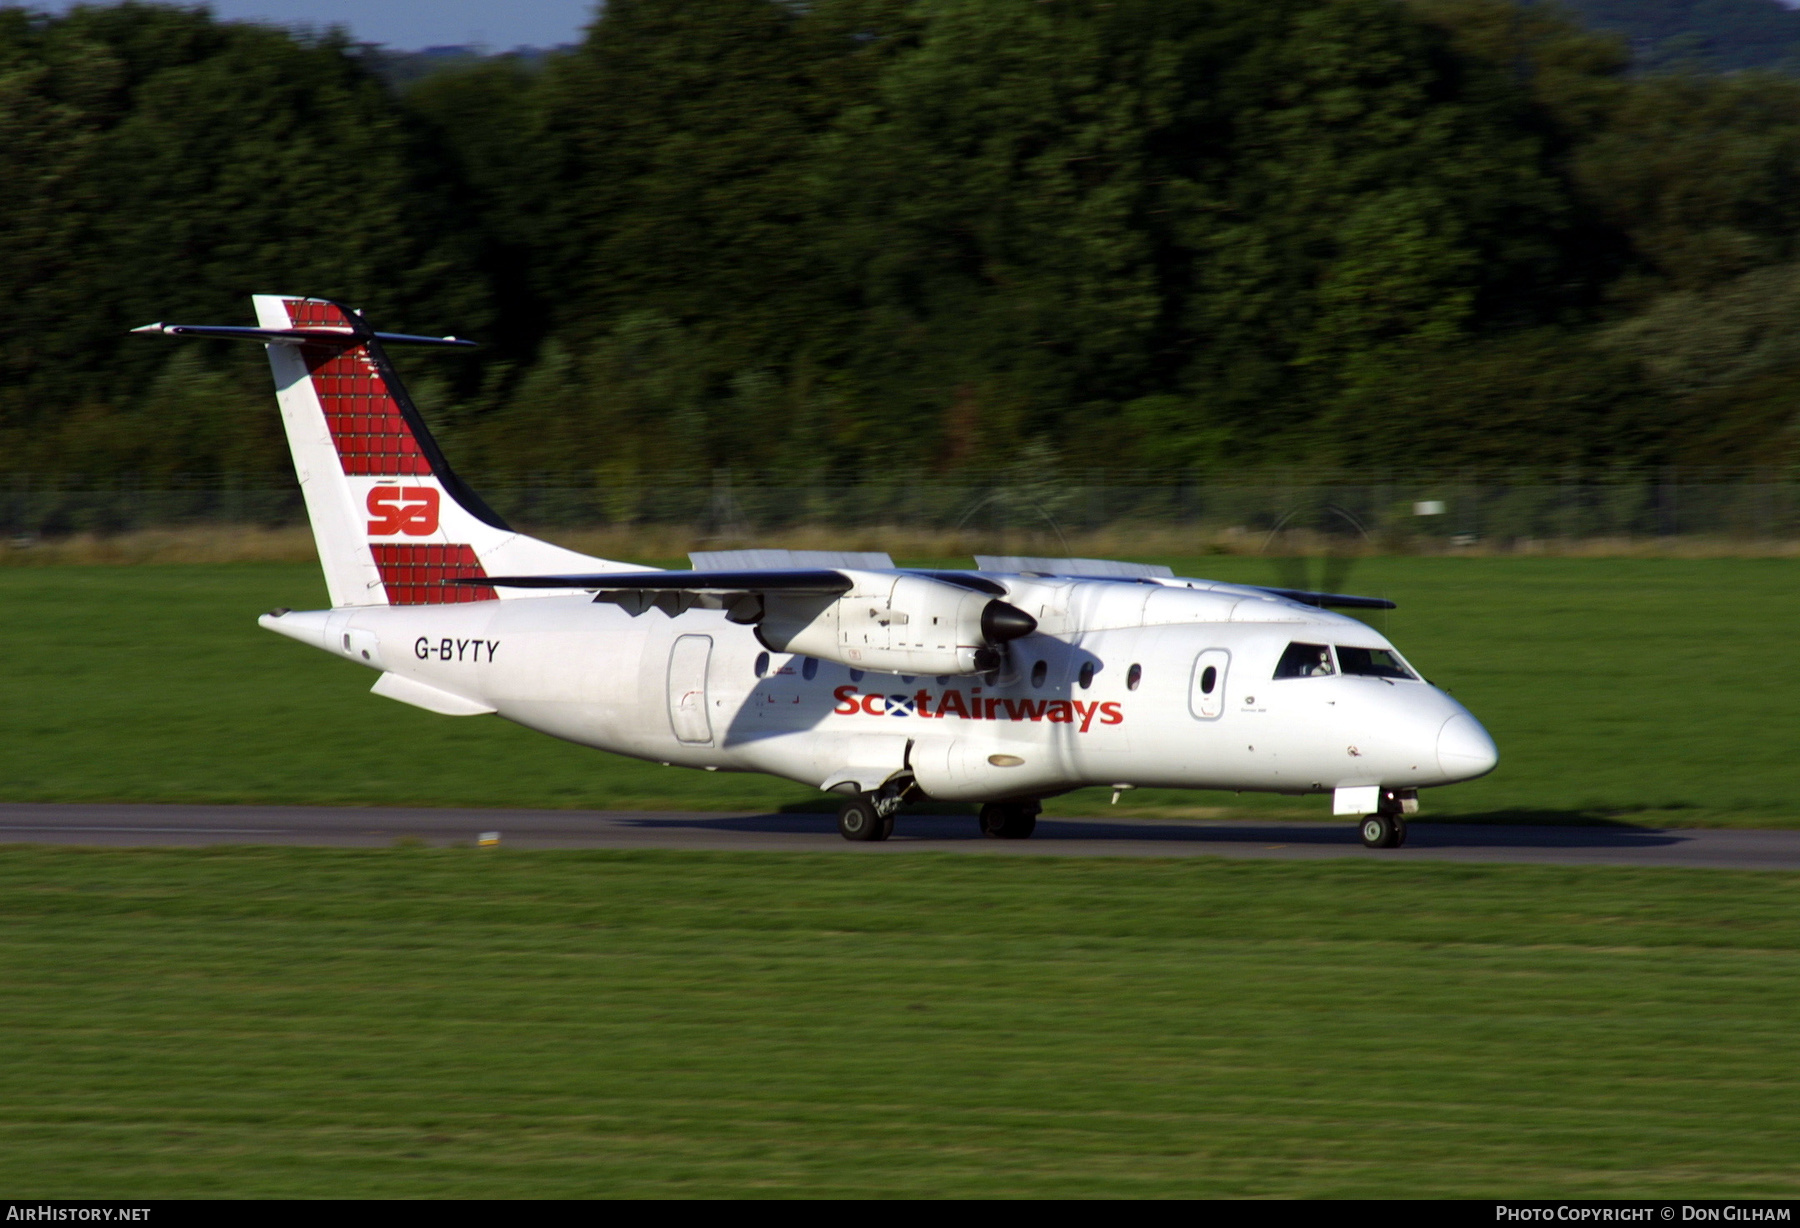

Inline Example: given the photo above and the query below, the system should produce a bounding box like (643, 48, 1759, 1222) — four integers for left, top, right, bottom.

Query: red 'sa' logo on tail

(366, 486, 440, 536)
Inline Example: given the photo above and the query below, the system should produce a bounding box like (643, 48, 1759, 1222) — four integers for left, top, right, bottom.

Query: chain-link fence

(8, 474, 1800, 545)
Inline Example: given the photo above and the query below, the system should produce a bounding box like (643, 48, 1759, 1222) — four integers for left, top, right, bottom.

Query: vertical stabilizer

(257, 296, 394, 606)
(234, 295, 633, 606)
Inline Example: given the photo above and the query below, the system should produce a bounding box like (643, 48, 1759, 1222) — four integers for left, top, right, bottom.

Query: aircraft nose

(1437, 713, 1498, 780)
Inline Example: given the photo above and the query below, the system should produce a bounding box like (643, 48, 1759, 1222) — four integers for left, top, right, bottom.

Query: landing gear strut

(979, 801, 1039, 840)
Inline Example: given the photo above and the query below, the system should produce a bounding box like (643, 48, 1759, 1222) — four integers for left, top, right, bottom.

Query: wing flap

(974, 556, 1174, 579)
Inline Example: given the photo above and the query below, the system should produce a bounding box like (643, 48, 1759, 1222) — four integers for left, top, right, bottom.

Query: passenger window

(1336, 646, 1417, 680)
(1078, 661, 1095, 690)
(1126, 664, 1142, 691)
(802, 657, 818, 681)
(1273, 642, 1335, 679)
(1030, 660, 1048, 688)
(754, 651, 770, 677)
(1200, 666, 1217, 694)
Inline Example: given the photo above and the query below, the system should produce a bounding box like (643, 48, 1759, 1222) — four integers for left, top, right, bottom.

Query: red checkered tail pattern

(138, 296, 632, 608)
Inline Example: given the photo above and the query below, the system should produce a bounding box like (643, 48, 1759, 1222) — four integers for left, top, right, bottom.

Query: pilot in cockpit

(1275, 641, 1337, 679)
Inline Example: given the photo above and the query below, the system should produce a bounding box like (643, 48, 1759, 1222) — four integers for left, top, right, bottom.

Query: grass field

(4, 559, 1797, 1199)
(0, 557, 1794, 824)
(0, 847, 1795, 1197)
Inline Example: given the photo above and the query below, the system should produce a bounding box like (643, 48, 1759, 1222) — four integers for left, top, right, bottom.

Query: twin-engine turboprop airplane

(136, 297, 1497, 846)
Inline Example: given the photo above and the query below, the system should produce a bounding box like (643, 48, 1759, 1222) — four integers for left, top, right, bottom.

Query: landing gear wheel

(979, 803, 1039, 840)
(1359, 813, 1400, 849)
(1391, 816, 1408, 848)
(838, 794, 888, 842)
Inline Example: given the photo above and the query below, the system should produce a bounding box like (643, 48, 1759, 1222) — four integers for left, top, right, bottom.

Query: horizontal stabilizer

(131, 322, 476, 348)
(462, 568, 854, 593)
(1253, 586, 1395, 610)
(975, 556, 1174, 579)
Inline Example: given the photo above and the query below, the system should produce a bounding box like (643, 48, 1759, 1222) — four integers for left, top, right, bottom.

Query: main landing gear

(836, 789, 1042, 842)
(837, 792, 896, 842)
(979, 801, 1039, 840)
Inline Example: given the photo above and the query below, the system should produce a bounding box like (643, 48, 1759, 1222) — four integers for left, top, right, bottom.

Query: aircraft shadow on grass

(615, 812, 1687, 849)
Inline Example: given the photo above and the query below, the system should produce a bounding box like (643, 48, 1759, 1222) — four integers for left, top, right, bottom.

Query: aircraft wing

(1251, 586, 1396, 610)
(463, 569, 854, 593)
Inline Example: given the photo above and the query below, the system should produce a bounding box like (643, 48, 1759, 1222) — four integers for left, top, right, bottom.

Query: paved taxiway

(1, 803, 1796, 869)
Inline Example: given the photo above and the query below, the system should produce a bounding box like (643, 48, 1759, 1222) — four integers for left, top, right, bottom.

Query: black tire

(1359, 813, 1398, 849)
(979, 803, 1038, 840)
(1391, 816, 1408, 848)
(838, 794, 884, 842)
(880, 813, 895, 841)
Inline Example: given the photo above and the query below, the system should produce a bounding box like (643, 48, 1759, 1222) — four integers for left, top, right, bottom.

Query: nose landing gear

(1359, 812, 1407, 849)
(1358, 789, 1415, 848)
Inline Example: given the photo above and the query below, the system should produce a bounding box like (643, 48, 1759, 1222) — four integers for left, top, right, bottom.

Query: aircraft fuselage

(265, 574, 1496, 806)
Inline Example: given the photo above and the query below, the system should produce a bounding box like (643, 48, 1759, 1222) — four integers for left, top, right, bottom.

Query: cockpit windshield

(1336, 646, 1417, 680)
(1273, 642, 1335, 679)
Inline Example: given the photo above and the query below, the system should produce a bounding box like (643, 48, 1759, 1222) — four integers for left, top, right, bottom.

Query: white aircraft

(136, 296, 1497, 847)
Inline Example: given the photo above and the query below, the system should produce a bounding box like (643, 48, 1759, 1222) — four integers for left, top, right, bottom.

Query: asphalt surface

(0, 802, 1796, 869)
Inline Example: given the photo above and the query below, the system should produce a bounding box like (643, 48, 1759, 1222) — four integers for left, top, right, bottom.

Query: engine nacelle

(753, 571, 1035, 676)
(910, 736, 1068, 801)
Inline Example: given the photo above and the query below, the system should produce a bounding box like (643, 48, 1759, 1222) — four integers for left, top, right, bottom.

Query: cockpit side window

(1336, 646, 1417, 680)
(1273, 642, 1335, 679)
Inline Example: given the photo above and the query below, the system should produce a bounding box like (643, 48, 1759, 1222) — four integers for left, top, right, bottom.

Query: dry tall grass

(2, 526, 321, 566)
(7, 522, 1800, 566)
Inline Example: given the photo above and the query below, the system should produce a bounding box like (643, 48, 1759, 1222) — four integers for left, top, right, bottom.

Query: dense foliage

(6, 0, 1800, 482)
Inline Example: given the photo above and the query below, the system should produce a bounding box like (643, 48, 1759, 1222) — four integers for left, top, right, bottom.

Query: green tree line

(6, 0, 1800, 483)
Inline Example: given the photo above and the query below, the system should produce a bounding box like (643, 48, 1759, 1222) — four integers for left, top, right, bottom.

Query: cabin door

(667, 634, 714, 744)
